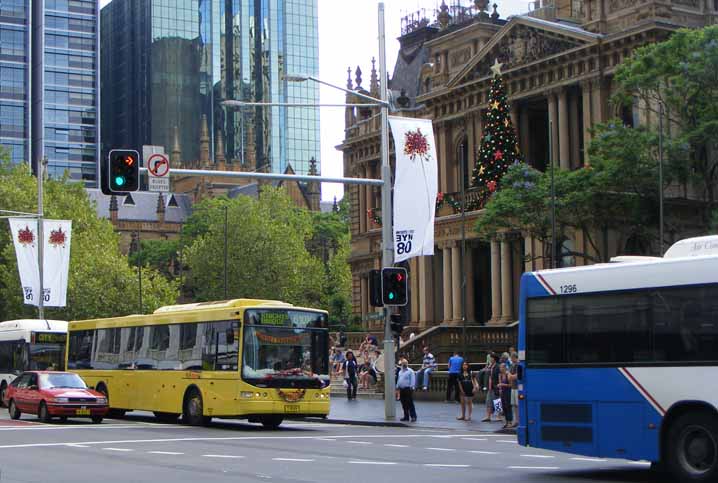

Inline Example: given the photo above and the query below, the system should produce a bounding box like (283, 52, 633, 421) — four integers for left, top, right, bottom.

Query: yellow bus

(66, 299, 330, 428)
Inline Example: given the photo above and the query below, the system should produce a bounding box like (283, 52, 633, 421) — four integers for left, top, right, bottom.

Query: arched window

(456, 135, 470, 191)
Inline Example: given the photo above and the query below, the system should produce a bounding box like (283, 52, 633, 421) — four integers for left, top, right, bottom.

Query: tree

(470, 61, 523, 207)
(181, 187, 325, 307)
(613, 25, 718, 207)
(0, 156, 179, 320)
(128, 239, 179, 278)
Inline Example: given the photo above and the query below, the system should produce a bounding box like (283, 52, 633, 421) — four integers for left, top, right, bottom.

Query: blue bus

(517, 235, 718, 483)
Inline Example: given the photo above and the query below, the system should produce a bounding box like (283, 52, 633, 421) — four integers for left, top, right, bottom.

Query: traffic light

(369, 269, 382, 307)
(390, 313, 406, 338)
(107, 149, 139, 193)
(382, 267, 408, 306)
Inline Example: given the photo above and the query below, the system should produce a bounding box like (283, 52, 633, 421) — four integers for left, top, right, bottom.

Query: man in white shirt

(396, 358, 417, 422)
(416, 346, 437, 391)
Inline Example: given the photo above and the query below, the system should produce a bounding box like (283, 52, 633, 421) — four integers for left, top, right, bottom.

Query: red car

(4, 371, 108, 423)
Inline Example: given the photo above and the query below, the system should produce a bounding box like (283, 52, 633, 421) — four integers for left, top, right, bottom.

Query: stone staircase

(329, 352, 385, 400)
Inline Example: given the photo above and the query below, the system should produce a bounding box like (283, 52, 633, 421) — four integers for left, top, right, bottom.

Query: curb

(300, 417, 408, 428)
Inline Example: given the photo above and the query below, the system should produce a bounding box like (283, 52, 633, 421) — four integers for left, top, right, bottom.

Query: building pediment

(448, 16, 601, 88)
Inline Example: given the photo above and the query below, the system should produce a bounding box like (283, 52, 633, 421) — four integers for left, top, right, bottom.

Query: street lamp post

(658, 102, 665, 255)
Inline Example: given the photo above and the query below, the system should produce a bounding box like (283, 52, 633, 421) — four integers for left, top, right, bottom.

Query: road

(0, 412, 666, 483)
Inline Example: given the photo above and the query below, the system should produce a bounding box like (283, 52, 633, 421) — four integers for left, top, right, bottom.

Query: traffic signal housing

(382, 267, 408, 306)
(369, 269, 383, 307)
(106, 149, 140, 194)
(390, 313, 406, 338)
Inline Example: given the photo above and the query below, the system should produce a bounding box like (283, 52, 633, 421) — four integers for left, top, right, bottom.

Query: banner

(389, 117, 438, 263)
(42, 220, 72, 307)
(8, 218, 40, 305)
(8, 218, 72, 307)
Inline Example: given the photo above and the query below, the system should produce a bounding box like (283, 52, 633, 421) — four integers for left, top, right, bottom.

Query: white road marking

(628, 461, 651, 466)
(497, 440, 517, 443)
(316, 438, 336, 441)
(461, 437, 487, 441)
(65, 444, 90, 448)
(202, 455, 244, 459)
(103, 448, 133, 452)
(520, 454, 555, 459)
(508, 466, 559, 470)
(348, 461, 397, 465)
(571, 457, 607, 462)
(384, 444, 409, 448)
(148, 451, 184, 455)
(346, 441, 372, 445)
(272, 458, 315, 462)
(425, 447, 456, 452)
(424, 464, 470, 468)
(0, 433, 482, 450)
(470, 450, 499, 455)
(0, 424, 168, 432)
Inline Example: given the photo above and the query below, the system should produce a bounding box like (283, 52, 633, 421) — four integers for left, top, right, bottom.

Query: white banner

(9, 218, 41, 305)
(389, 117, 438, 263)
(42, 220, 72, 307)
(8, 218, 72, 307)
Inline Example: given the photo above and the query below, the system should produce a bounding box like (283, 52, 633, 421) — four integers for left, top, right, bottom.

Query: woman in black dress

(457, 361, 478, 421)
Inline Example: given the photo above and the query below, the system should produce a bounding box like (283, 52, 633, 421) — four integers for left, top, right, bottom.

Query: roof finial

(308, 157, 318, 176)
(346, 66, 353, 89)
(491, 3, 500, 21)
(370, 57, 379, 96)
(438, 1, 450, 29)
(215, 128, 226, 163)
(199, 114, 210, 165)
(355, 66, 363, 89)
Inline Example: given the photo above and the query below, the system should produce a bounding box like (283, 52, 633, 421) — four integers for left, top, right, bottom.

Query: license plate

(284, 404, 300, 413)
(76, 408, 90, 416)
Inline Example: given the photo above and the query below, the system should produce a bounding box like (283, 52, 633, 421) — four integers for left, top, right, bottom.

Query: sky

(98, 0, 528, 201)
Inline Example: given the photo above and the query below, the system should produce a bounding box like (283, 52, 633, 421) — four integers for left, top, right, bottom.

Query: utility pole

(548, 121, 557, 269)
(378, 2, 396, 420)
(37, 157, 46, 320)
(224, 205, 228, 299)
(658, 102, 664, 255)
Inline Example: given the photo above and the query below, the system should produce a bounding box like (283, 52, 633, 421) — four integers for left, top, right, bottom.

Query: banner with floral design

(389, 117, 438, 262)
(8, 218, 72, 307)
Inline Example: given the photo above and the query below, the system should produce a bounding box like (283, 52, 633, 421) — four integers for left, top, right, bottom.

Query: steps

(329, 374, 384, 400)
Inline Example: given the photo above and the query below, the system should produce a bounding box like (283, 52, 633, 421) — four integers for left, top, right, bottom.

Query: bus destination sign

(32, 332, 67, 345)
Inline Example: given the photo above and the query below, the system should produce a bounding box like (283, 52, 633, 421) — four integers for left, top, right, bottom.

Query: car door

(10, 374, 30, 411)
(24, 373, 41, 415)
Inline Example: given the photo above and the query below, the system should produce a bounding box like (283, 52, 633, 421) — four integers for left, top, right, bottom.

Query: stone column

(558, 88, 571, 170)
(490, 239, 502, 323)
(547, 92, 559, 168)
(591, 78, 605, 126)
(519, 105, 530, 162)
(360, 276, 368, 318)
(418, 256, 434, 329)
(465, 246, 475, 322)
(359, 166, 367, 232)
(570, 90, 581, 169)
(501, 237, 514, 323)
(442, 245, 453, 323)
(364, 166, 372, 228)
(524, 235, 534, 272)
(438, 126, 448, 193)
(581, 80, 593, 166)
(510, 103, 519, 136)
(451, 243, 461, 322)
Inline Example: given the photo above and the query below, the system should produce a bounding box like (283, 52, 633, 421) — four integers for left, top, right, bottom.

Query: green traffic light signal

(114, 176, 126, 187)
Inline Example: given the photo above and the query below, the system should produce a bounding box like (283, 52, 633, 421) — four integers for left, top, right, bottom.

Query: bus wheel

(667, 412, 718, 483)
(183, 389, 210, 426)
(0, 382, 7, 408)
(91, 416, 103, 424)
(260, 415, 284, 430)
(38, 402, 52, 423)
(154, 412, 180, 424)
(8, 400, 20, 420)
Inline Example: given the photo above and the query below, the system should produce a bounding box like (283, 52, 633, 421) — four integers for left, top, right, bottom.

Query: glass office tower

(101, 0, 319, 175)
(0, 0, 100, 184)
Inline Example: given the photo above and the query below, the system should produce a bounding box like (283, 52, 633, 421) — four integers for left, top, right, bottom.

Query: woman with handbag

(497, 362, 513, 428)
(481, 352, 499, 422)
(456, 361, 478, 421)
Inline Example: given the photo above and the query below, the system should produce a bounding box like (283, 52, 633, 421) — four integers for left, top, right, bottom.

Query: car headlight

(54, 397, 69, 403)
(96, 397, 107, 404)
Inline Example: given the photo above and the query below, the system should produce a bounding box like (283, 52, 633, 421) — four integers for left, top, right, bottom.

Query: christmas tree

(470, 59, 523, 202)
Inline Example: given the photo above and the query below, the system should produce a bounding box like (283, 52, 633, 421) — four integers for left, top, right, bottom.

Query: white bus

(0, 319, 67, 406)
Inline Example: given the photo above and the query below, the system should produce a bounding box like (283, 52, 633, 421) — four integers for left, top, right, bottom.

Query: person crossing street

(396, 358, 417, 422)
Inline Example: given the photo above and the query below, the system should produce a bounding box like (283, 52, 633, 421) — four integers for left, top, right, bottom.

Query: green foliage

(613, 25, 718, 202)
(470, 71, 523, 207)
(0, 158, 178, 320)
(128, 239, 179, 278)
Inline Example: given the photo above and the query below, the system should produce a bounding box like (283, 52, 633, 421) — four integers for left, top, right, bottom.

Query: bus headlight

(241, 392, 254, 399)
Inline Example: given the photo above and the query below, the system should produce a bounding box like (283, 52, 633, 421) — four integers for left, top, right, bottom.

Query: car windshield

(39, 373, 87, 389)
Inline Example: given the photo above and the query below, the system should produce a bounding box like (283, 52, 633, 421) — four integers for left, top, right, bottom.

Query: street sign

(147, 153, 170, 192)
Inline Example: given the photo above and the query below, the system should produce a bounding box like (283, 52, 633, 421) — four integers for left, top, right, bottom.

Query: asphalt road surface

(0, 412, 667, 483)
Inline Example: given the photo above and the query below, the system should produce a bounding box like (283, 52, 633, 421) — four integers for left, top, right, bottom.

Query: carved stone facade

(341, 0, 718, 331)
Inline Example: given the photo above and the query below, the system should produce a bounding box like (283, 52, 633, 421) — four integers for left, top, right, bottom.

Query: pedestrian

(509, 352, 521, 428)
(332, 348, 346, 375)
(396, 358, 417, 422)
(446, 351, 463, 403)
(358, 360, 372, 389)
(456, 361, 478, 421)
(497, 362, 513, 428)
(343, 350, 358, 400)
(482, 352, 499, 422)
(416, 346, 437, 391)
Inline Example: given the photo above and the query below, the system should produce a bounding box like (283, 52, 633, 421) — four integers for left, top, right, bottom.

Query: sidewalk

(307, 397, 516, 433)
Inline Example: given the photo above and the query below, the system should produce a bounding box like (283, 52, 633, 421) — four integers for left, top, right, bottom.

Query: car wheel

(666, 412, 718, 483)
(38, 401, 52, 423)
(59, 416, 68, 423)
(91, 416, 103, 424)
(260, 415, 284, 430)
(183, 389, 210, 426)
(8, 400, 20, 420)
(0, 382, 7, 408)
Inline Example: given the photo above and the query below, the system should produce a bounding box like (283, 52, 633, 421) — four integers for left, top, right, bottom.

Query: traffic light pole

(378, 2, 396, 420)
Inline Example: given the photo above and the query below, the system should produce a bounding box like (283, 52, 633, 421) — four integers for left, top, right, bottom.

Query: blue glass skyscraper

(101, 0, 319, 176)
(0, 0, 100, 184)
